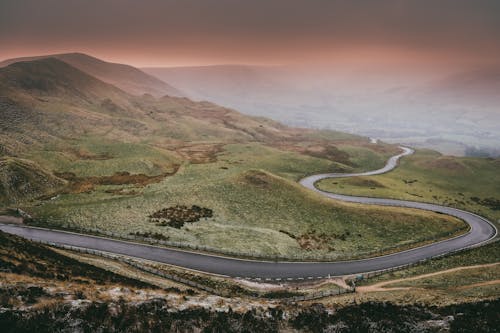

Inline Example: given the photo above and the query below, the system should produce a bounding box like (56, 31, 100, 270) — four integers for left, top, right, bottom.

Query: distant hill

(142, 65, 319, 127)
(0, 53, 183, 97)
(422, 67, 500, 105)
(142, 64, 293, 103)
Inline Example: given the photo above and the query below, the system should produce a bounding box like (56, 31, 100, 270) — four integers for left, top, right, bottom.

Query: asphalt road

(0, 147, 496, 279)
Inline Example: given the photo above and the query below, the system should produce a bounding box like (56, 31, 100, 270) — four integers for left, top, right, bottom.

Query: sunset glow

(2, 0, 499, 67)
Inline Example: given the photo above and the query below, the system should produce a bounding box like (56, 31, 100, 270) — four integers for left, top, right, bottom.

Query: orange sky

(1, 0, 499, 67)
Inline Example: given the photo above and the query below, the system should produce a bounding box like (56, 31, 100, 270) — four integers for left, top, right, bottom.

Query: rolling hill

(422, 67, 500, 105)
(142, 64, 303, 109)
(0, 54, 463, 260)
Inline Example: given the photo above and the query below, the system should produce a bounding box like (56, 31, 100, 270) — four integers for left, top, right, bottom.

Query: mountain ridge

(0, 52, 183, 98)
(0, 57, 131, 103)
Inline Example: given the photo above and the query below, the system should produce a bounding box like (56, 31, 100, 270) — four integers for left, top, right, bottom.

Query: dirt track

(358, 262, 500, 293)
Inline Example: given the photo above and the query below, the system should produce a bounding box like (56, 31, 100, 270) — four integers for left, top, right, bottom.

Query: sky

(1, 0, 500, 67)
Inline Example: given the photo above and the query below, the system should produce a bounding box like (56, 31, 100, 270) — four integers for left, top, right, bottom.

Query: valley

(0, 52, 498, 332)
(0, 54, 472, 261)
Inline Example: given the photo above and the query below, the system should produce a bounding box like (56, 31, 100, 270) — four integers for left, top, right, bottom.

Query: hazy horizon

(2, 0, 500, 68)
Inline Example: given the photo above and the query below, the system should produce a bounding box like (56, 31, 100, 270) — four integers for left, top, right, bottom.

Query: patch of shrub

(129, 231, 169, 241)
(470, 197, 500, 210)
(262, 290, 303, 299)
(149, 205, 213, 229)
(296, 231, 351, 251)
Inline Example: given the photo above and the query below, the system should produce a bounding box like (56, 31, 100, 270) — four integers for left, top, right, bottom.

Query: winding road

(0, 147, 496, 279)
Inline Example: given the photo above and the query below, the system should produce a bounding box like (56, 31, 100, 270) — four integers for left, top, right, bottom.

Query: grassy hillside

(28, 143, 466, 259)
(0, 157, 65, 205)
(317, 149, 500, 224)
(0, 56, 467, 259)
(0, 231, 150, 287)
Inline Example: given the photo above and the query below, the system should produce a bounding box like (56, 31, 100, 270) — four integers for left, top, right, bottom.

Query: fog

(144, 63, 500, 157)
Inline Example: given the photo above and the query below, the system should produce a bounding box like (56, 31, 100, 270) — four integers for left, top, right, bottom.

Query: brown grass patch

(419, 157, 467, 172)
(55, 166, 179, 194)
(343, 177, 386, 188)
(271, 137, 399, 154)
(104, 188, 141, 196)
(295, 232, 351, 251)
(270, 142, 353, 165)
(243, 170, 272, 188)
(175, 143, 224, 164)
(303, 145, 352, 165)
(358, 142, 401, 154)
(69, 148, 113, 160)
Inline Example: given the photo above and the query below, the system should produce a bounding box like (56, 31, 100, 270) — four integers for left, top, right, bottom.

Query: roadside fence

(32, 239, 224, 296)
(356, 237, 499, 281)
(28, 235, 497, 303)
(30, 238, 355, 302)
(34, 221, 468, 263)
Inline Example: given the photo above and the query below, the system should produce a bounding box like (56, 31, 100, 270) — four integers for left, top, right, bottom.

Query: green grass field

(26, 143, 466, 259)
(386, 264, 499, 290)
(24, 138, 180, 177)
(317, 149, 500, 224)
(352, 241, 500, 305)
(357, 240, 500, 286)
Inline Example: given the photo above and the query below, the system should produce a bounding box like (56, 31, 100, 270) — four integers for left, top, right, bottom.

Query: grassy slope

(350, 241, 500, 305)
(314, 145, 500, 295)
(0, 157, 66, 205)
(358, 240, 500, 286)
(316, 149, 500, 224)
(23, 137, 181, 177)
(0, 231, 150, 287)
(387, 264, 499, 290)
(30, 143, 466, 259)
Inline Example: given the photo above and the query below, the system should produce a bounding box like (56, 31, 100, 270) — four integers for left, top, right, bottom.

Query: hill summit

(0, 52, 183, 97)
